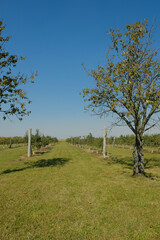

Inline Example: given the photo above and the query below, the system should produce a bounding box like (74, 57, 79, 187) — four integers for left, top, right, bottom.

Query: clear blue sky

(0, 0, 160, 138)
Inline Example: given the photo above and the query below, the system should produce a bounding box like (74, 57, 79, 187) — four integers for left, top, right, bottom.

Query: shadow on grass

(144, 157, 160, 168)
(1, 158, 70, 175)
(144, 172, 160, 180)
(109, 155, 160, 169)
(107, 155, 160, 180)
(107, 156, 132, 169)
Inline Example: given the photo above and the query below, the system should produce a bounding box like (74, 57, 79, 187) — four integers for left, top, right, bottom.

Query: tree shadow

(108, 155, 160, 180)
(1, 158, 70, 175)
(144, 157, 160, 169)
(108, 156, 133, 169)
(144, 172, 160, 180)
(108, 155, 160, 169)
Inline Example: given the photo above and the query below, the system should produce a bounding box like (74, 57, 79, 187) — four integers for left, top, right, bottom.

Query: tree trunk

(133, 134, 145, 176)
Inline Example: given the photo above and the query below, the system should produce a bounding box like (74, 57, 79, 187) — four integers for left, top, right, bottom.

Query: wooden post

(103, 126, 107, 158)
(28, 128, 32, 157)
(9, 137, 12, 148)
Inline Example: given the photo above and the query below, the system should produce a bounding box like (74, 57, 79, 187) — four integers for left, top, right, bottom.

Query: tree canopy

(0, 20, 37, 120)
(81, 19, 160, 176)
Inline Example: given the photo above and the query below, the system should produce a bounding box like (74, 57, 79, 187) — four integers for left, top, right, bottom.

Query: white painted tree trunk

(103, 126, 107, 158)
(9, 137, 12, 148)
(28, 128, 32, 157)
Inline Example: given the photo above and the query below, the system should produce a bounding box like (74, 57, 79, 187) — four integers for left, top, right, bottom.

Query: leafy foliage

(67, 133, 103, 150)
(24, 129, 58, 150)
(81, 19, 160, 134)
(0, 20, 37, 120)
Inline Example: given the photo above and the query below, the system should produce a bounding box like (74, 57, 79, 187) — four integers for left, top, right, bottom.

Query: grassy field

(0, 142, 160, 240)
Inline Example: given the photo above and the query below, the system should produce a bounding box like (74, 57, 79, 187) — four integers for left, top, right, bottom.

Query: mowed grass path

(0, 142, 160, 240)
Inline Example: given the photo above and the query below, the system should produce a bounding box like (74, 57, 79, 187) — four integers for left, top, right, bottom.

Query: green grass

(0, 146, 27, 170)
(0, 142, 160, 240)
(0, 143, 26, 151)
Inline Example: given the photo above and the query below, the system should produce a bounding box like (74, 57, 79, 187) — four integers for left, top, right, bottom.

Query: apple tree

(81, 19, 160, 176)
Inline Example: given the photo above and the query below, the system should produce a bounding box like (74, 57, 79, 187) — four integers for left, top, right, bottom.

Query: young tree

(0, 20, 37, 120)
(81, 19, 160, 176)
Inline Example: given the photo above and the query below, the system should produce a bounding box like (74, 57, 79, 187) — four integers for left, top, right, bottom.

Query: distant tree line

(0, 137, 25, 145)
(109, 134, 160, 147)
(66, 133, 103, 150)
(66, 133, 160, 149)
(0, 130, 58, 149)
